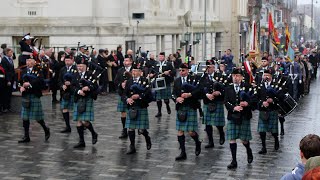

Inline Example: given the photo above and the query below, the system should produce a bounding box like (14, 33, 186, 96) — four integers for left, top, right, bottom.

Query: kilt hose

(21, 94, 44, 121)
(176, 106, 198, 132)
(60, 95, 74, 110)
(155, 86, 172, 100)
(227, 118, 252, 141)
(117, 96, 127, 112)
(257, 110, 279, 134)
(202, 102, 225, 127)
(125, 107, 149, 129)
(73, 97, 94, 122)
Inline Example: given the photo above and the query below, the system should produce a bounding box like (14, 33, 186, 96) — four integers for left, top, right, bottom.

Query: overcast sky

(298, 0, 320, 6)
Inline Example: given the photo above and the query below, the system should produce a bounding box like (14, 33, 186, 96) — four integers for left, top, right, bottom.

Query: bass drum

(277, 93, 298, 117)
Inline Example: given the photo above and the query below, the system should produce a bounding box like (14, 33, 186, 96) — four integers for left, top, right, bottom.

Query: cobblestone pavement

(0, 80, 320, 180)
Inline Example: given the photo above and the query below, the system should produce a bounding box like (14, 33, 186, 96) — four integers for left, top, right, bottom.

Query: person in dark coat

(116, 45, 124, 68)
(97, 49, 108, 95)
(172, 63, 202, 161)
(19, 33, 34, 67)
(1, 48, 15, 112)
(18, 57, 50, 143)
(224, 68, 254, 169)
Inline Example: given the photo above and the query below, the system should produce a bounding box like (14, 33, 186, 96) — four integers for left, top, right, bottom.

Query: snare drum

(277, 93, 298, 117)
(152, 77, 166, 91)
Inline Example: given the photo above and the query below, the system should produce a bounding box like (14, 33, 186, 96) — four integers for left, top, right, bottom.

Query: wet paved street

(1, 80, 320, 180)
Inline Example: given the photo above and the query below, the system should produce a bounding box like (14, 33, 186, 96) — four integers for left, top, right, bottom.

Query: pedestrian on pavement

(281, 134, 320, 180)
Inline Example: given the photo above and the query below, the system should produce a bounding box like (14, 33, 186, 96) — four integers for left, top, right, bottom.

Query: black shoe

(227, 161, 238, 169)
(92, 133, 98, 144)
(275, 140, 279, 150)
(247, 149, 253, 164)
(146, 136, 152, 150)
(200, 111, 204, 118)
(195, 141, 201, 156)
(219, 133, 225, 145)
(258, 147, 267, 154)
(166, 106, 171, 114)
(45, 128, 50, 141)
(2, 109, 8, 113)
(52, 99, 59, 103)
(175, 152, 187, 161)
(155, 112, 162, 117)
(126, 145, 136, 154)
(119, 130, 128, 139)
(60, 128, 71, 133)
(73, 142, 86, 148)
(18, 136, 30, 143)
(280, 130, 284, 136)
(204, 143, 214, 149)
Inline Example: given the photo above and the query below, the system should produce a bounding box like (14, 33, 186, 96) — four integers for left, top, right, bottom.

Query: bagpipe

(129, 78, 154, 103)
(61, 69, 77, 100)
(18, 69, 45, 94)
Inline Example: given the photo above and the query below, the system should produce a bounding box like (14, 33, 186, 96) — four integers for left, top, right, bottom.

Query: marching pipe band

(12, 33, 304, 169)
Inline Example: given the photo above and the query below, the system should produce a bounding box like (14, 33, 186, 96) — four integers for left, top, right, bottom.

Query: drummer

(149, 52, 175, 117)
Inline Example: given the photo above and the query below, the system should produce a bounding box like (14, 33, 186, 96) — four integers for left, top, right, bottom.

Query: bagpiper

(224, 68, 254, 169)
(18, 57, 50, 143)
(58, 53, 78, 133)
(122, 63, 152, 154)
(72, 59, 99, 148)
(114, 55, 133, 138)
(201, 59, 226, 148)
(172, 63, 202, 161)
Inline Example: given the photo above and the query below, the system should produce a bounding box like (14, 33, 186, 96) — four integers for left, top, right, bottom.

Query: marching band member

(254, 69, 284, 154)
(201, 60, 226, 148)
(114, 55, 133, 139)
(224, 68, 254, 169)
(73, 59, 99, 148)
(152, 52, 175, 117)
(18, 57, 50, 143)
(58, 53, 78, 133)
(172, 63, 202, 161)
(122, 63, 152, 154)
(19, 33, 34, 67)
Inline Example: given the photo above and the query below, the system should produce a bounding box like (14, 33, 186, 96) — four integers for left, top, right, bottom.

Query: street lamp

(180, 32, 191, 47)
(193, 33, 201, 45)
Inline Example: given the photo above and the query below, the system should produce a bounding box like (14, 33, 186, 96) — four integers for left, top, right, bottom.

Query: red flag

(268, 12, 274, 34)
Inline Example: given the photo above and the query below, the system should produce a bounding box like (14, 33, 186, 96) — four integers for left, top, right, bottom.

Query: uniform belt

(22, 51, 32, 55)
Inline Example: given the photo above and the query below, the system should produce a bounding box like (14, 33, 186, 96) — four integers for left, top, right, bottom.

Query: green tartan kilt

(227, 118, 252, 141)
(176, 106, 198, 132)
(60, 95, 74, 110)
(117, 96, 127, 112)
(202, 103, 225, 126)
(73, 97, 94, 122)
(257, 110, 279, 134)
(125, 107, 149, 129)
(155, 86, 172, 100)
(21, 94, 44, 121)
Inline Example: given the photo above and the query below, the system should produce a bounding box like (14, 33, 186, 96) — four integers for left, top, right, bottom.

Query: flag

(268, 12, 279, 52)
(285, 24, 290, 52)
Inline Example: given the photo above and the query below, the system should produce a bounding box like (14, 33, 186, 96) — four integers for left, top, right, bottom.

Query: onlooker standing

(1, 48, 15, 112)
(281, 134, 320, 180)
(97, 49, 108, 95)
(221, 49, 234, 74)
(116, 45, 124, 68)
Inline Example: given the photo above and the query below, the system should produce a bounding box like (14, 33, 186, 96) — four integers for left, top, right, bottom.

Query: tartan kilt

(117, 96, 127, 112)
(202, 103, 225, 126)
(73, 97, 94, 122)
(21, 94, 44, 121)
(176, 106, 198, 132)
(60, 95, 74, 110)
(257, 110, 279, 134)
(155, 86, 172, 100)
(227, 118, 252, 141)
(125, 107, 149, 129)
